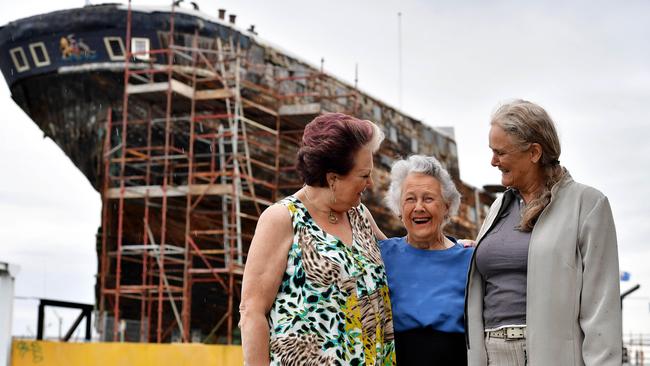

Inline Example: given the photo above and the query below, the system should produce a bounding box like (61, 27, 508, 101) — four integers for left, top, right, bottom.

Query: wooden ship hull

(0, 3, 494, 343)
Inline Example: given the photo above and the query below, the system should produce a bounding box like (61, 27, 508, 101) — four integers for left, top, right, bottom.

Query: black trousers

(394, 328, 467, 366)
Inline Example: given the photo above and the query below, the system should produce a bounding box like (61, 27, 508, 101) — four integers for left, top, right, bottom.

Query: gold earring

(327, 184, 338, 224)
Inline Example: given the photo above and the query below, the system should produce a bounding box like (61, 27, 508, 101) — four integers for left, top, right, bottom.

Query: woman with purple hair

(240, 113, 396, 365)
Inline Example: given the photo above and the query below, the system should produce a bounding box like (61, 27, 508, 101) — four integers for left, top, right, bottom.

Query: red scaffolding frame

(98, 0, 366, 344)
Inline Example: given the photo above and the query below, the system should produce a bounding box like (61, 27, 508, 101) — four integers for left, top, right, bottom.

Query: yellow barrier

(11, 339, 243, 366)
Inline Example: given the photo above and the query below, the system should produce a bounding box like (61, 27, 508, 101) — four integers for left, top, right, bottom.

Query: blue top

(380, 236, 473, 333)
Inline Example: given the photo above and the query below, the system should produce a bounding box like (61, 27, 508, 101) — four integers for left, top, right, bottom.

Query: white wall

(0, 262, 18, 366)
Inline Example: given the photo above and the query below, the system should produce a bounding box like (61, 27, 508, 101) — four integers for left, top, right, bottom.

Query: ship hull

(10, 71, 121, 189)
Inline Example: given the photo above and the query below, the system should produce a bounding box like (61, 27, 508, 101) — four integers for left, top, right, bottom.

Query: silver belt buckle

(505, 327, 525, 339)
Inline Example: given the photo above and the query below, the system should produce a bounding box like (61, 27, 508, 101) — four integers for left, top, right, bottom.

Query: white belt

(486, 326, 526, 340)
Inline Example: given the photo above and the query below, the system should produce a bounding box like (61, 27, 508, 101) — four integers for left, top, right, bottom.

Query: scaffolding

(101, 5, 268, 344)
(98, 1, 361, 344)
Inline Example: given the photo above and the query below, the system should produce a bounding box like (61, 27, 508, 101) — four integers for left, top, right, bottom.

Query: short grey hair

(385, 155, 461, 225)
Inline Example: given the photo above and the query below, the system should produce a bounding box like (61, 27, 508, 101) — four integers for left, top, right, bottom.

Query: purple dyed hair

(296, 113, 383, 187)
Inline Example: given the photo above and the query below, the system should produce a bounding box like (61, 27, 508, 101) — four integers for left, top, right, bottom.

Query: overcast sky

(1, 0, 649, 338)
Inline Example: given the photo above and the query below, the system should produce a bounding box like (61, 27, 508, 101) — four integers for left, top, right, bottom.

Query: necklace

(303, 187, 339, 224)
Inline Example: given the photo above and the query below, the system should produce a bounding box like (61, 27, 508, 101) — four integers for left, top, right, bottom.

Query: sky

(1, 0, 649, 339)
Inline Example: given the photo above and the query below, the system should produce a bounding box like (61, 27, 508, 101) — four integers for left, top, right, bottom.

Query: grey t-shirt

(475, 192, 531, 330)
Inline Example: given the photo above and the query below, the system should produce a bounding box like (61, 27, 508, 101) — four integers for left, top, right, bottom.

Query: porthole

(131, 37, 150, 60)
(103, 37, 125, 61)
(9, 47, 30, 72)
(29, 42, 51, 67)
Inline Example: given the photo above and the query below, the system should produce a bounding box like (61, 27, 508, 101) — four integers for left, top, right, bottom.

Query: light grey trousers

(485, 335, 527, 366)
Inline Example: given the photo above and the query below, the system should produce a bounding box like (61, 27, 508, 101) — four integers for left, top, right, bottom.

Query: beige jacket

(465, 173, 622, 366)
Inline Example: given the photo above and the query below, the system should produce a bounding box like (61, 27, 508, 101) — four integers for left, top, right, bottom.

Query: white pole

(397, 12, 403, 110)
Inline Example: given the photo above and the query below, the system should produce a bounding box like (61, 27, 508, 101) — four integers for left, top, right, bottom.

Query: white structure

(0, 262, 18, 366)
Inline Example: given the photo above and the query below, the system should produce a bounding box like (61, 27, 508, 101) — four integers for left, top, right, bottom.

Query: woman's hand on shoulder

(457, 239, 477, 248)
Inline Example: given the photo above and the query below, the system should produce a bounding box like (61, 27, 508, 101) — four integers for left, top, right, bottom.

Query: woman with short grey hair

(380, 154, 472, 366)
(385, 154, 461, 224)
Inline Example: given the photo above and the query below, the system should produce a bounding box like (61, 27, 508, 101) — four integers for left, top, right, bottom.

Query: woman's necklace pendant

(328, 210, 339, 224)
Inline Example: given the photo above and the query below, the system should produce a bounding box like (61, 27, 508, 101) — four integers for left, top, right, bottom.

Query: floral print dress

(268, 196, 396, 366)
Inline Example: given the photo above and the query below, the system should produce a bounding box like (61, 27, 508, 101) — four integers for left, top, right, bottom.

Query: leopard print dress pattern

(268, 196, 396, 366)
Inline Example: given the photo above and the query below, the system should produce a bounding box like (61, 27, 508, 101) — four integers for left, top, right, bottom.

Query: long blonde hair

(491, 99, 566, 231)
